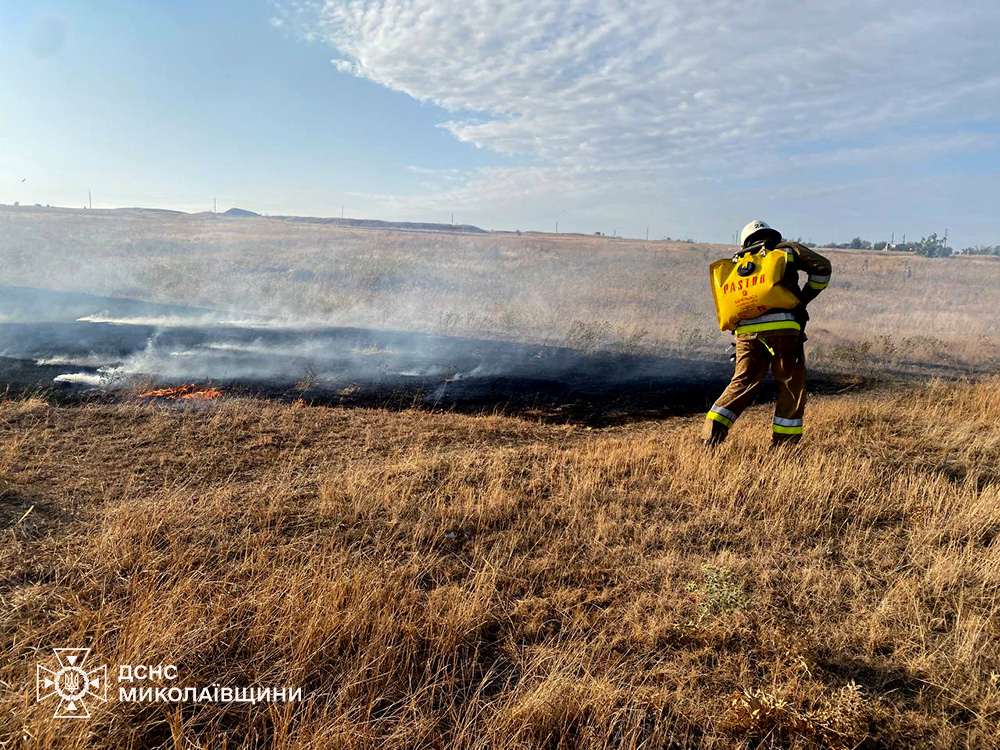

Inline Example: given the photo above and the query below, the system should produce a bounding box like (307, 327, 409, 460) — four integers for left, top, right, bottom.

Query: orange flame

(137, 383, 224, 400)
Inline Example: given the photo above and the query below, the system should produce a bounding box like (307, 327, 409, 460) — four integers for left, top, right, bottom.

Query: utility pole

(341, 205, 344, 219)
(213, 197, 217, 213)
(555, 220, 558, 234)
(646, 227, 649, 241)
(451, 212, 454, 225)
(88, 190, 92, 209)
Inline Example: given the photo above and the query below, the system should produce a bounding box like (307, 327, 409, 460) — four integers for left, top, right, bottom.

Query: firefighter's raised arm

(780, 241, 832, 306)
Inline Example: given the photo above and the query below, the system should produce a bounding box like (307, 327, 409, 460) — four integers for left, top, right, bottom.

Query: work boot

(771, 434, 802, 448)
(701, 419, 729, 446)
(702, 431, 727, 448)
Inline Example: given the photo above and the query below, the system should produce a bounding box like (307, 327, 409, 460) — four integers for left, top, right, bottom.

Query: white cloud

(405, 165, 465, 179)
(280, 0, 1000, 239)
(330, 57, 356, 74)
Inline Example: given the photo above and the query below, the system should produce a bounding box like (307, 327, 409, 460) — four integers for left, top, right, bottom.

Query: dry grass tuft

(728, 682, 884, 748)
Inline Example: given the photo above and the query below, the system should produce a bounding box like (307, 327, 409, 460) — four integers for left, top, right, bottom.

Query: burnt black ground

(0, 285, 888, 426)
(0, 350, 873, 427)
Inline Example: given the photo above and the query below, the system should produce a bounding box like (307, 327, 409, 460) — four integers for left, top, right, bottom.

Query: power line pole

(341, 205, 344, 219)
(451, 212, 454, 225)
(646, 227, 649, 241)
(88, 190, 92, 209)
(213, 197, 217, 213)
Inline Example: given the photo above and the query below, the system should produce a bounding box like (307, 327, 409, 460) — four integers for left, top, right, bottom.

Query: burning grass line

(136, 383, 225, 400)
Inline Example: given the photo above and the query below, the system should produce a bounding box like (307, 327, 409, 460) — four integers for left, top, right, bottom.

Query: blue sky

(3, 1, 1000, 246)
(0, 1, 507, 216)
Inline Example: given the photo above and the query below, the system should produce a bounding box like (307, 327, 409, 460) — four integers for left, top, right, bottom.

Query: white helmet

(740, 219, 782, 248)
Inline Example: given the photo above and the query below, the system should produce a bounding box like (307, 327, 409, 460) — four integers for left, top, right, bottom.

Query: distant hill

(226, 206, 486, 234)
(268, 215, 488, 234)
(223, 207, 261, 218)
(114, 207, 186, 216)
(0, 203, 487, 234)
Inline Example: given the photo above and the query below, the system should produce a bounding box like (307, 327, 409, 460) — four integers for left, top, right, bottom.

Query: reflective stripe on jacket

(734, 311, 801, 336)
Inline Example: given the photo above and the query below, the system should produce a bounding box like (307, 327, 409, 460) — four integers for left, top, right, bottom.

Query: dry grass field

(1, 206, 999, 748)
(1, 206, 997, 373)
(2, 375, 999, 748)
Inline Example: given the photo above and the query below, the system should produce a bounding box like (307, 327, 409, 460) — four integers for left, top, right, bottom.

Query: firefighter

(702, 220, 832, 446)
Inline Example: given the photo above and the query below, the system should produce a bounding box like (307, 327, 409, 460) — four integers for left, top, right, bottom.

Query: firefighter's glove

(793, 304, 810, 332)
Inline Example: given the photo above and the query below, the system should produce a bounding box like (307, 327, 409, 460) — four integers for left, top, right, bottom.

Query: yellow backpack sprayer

(709, 246, 800, 332)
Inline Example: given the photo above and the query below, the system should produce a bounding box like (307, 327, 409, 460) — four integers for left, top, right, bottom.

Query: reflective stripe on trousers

(772, 416, 804, 435)
(706, 404, 737, 428)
